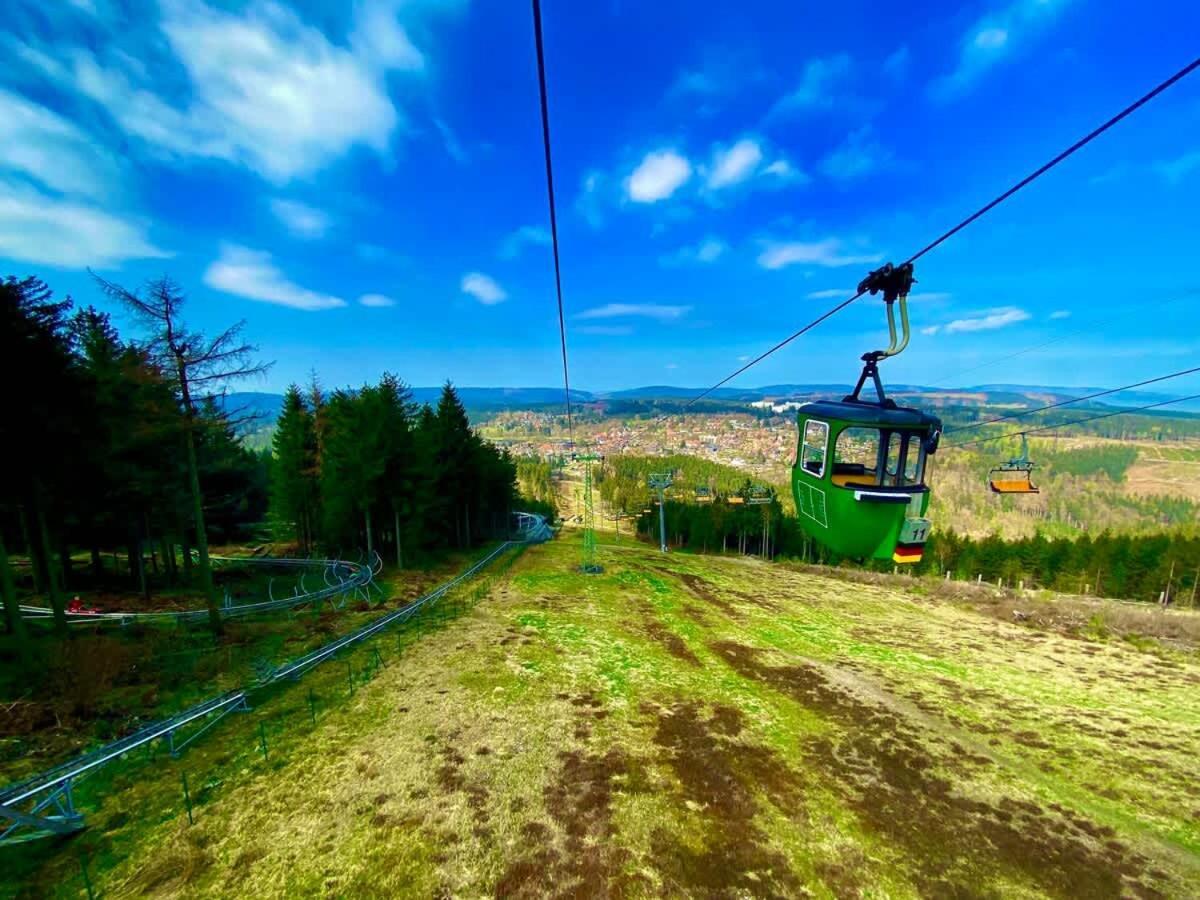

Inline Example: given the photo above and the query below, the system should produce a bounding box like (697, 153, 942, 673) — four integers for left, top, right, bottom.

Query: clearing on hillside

(10, 535, 1200, 897)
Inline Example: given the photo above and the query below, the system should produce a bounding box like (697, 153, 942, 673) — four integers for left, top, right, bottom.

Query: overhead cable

(530, 0, 575, 445)
(946, 393, 1200, 449)
(684, 56, 1200, 408)
(946, 364, 1200, 433)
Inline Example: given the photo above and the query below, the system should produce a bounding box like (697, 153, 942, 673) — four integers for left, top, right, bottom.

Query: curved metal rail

(0, 521, 548, 845)
(269, 541, 514, 682)
(18, 553, 384, 627)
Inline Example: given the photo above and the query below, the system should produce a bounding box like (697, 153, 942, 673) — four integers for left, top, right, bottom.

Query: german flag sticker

(892, 543, 923, 565)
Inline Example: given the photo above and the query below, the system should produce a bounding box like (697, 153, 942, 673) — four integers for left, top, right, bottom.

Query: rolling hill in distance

(222, 384, 1200, 425)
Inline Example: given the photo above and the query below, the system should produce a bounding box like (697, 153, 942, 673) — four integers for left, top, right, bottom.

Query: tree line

(621, 491, 1200, 604)
(269, 377, 520, 567)
(915, 530, 1200, 603)
(1, 275, 267, 642)
(2, 272, 524, 648)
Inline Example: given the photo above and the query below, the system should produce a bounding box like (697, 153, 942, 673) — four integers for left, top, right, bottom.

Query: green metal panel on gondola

(790, 400, 942, 563)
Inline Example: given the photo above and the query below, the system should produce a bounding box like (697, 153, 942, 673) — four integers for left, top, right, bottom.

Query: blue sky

(2, 0, 1199, 394)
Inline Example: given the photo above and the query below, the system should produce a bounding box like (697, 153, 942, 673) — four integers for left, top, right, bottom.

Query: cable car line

(683, 55, 1200, 409)
(531, 0, 575, 446)
(946, 364, 1200, 434)
(521, 14, 1196, 566)
(945, 392, 1200, 450)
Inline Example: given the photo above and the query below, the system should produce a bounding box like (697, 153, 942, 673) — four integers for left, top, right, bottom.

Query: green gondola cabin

(791, 400, 942, 564)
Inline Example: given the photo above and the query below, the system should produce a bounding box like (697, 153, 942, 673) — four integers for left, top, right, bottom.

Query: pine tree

(1, 276, 81, 635)
(434, 383, 476, 547)
(378, 374, 418, 568)
(271, 385, 320, 553)
(94, 274, 269, 636)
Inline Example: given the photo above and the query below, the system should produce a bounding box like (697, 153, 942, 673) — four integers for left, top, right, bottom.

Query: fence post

(308, 688, 317, 726)
(976, 574, 982, 584)
(346, 660, 355, 697)
(79, 855, 95, 900)
(372, 646, 384, 671)
(258, 722, 269, 761)
(181, 771, 194, 825)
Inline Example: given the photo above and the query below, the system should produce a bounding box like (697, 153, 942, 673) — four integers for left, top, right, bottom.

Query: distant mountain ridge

(221, 382, 1200, 425)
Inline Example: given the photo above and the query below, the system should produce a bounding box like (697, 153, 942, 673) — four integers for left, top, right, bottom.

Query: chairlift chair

(746, 485, 773, 505)
(988, 433, 1040, 494)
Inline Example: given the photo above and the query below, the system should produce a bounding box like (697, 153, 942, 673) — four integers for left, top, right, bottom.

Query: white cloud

(358, 293, 396, 307)
(763, 159, 809, 184)
(771, 53, 852, 116)
(758, 239, 883, 270)
(204, 243, 346, 310)
(665, 363, 678, 370)
(577, 169, 607, 228)
(31, 0, 448, 184)
(578, 325, 633, 336)
(270, 198, 330, 239)
(625, 149, 692, 203)
(349, 0, 424, 69)
(694, 238, 727, 263)
(920, 325, 942, 336)
(819, 127, 891, 180)
(660, 236, 728, 267)
(577, 303, 691, 321)
(700, 138, 807, 196)
(0, 181, 169, 269)
(806, 288, 853, 300)
(461, 272, 507, 305)
(0, 88, 168, 269)
(0, 88, 120, 201)
(1156, 150, 1200, 184)
(943, 306, 1031, 334)
(1049, 309, 1072, 319)
(932, 0, 1073, 100)
(707, 138, 763, 190)
(499, 225, 551, 259)
(671, 68, 720, 97)
(667, 49, 762, 101)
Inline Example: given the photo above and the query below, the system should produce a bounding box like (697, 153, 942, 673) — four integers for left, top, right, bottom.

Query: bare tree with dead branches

(93, 274, 271, 635)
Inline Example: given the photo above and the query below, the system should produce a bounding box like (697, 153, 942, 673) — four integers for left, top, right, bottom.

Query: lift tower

(574, 452, 604, 573)
(648, 472, 674, 553)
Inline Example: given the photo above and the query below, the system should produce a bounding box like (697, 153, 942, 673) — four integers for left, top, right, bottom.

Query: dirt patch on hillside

(643, 700, 806, 898)
(643, 620, 700, 666)
(632, 598, 700, 666)
(496, 700, 647, 898)
(675, 571, 741, 619)
(710, 640, 1160, 898)
(434, 737, 492, 841)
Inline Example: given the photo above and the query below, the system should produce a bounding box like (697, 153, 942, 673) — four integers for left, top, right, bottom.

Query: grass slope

(7, 536, 1200, 897)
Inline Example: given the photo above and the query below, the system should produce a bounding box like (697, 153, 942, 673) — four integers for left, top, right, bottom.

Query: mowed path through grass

(35, 535, 1200, 897)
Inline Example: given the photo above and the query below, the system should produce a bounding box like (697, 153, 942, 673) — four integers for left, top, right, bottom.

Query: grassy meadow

(5, 534, 1200, 897)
